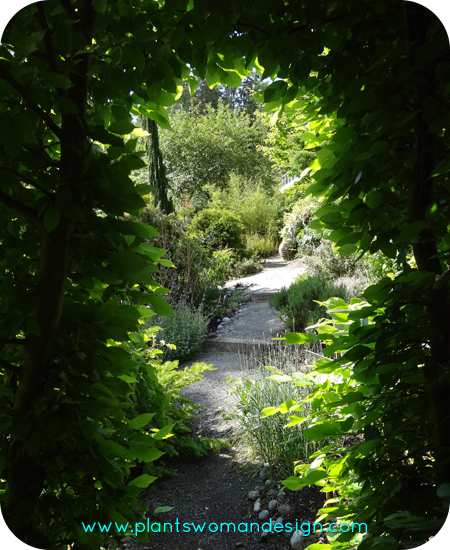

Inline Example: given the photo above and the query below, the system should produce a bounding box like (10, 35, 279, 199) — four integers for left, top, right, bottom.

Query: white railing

(280, 170, 301, 191)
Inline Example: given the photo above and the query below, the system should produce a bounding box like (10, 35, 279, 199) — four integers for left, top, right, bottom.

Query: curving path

(126, 257, 321, 550)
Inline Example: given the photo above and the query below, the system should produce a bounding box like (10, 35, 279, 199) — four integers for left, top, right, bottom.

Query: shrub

(208, 173, 283, 234)
(224, 344, 323, 475)
(302, 239, 359, 279)
(188, 207, 245, 253)
(118, 327, 225, 473)
(333, 274, 371, 300)
(245, 232, 279, 259)
(359, 249, 399, 278)
(280, 194, 320, 249)
(136, 207, 212, 297)
(149, 300, 209, 362)
(270, 274, 348, 332)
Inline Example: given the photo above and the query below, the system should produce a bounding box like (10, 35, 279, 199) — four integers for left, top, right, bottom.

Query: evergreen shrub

(302, 239, 359, 279)
(189, 208, 245, 253)
(270, 274, 348, 332)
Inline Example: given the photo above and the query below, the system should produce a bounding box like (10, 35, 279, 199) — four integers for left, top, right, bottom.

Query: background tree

(176, 69, 266, 115)
(159, 102, 277, 206)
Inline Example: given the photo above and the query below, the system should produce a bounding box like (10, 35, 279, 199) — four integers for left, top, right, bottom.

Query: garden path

(203, 257, 305, 353)
(129, 257, 317, 550)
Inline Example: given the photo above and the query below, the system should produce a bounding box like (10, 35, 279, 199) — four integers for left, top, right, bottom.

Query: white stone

(258, 510, 270, 520)
(268, 499, 277, 511)
(248, 490, 260, 501)
(254, 501, 262, 513)
(291, 530, 304, 550)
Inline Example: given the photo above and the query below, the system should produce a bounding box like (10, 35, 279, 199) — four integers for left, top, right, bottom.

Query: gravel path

(225, 257, 305, 297)
(124, 257, 325, 550)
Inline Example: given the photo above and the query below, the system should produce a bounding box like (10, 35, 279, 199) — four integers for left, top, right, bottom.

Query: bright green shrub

(245, 232, 279, 259)
(118, 327, 224, 474)
(270, 274, 348, 332)
(189, 208, 245, 253)
(208, 173, 283, 234)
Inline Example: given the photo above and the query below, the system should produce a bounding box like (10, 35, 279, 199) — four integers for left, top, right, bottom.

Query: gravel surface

(225, 257, 305, 296)
(119, 257, 326, 550)
(212, 301, 284, 343)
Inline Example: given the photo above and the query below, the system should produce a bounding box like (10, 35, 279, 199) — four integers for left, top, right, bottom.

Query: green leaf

(93, 0, 108, 13)
(0, 113, 23, 158)
(43, 207, 60, 232)
(108, 121, 136, 135)
(133, 448, 165, 463)
(397, 221, 423, 243)
(282, 476, 303, 491)
(437, 483, 450, 498)
(338, 243, 357, 255)
(147, 295, 173, 316)
(279, 332, 316, 344)
(154, 506, 174, 514)
(128, 474, 157, 488)
(279, 400, 296, 413)
(128, 413, 155, 429)
(329, 227, 353, 244)
(261, 406, 280, 417)
(284, 416, 308, 428)
(158, 259, 175, 267)
(365, 191, 385, 209)
(118, 375, 137, 384)
(222, 71, 242, 88)
(134, 184, 153, 195)
(121, 155, 147, 171)
(302, 469, 328, 484)
(371, 140, 389, 155)
(56, 97, 79, 115)
(124, 138, 138, 153)
(188, 76, 198, 95)
(152, 423, 175, 440)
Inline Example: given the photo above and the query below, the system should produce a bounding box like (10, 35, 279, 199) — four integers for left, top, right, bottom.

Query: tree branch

(0, 190, 41, 223)
(0, 166, 52, 197)
(0, 63, 63, 141)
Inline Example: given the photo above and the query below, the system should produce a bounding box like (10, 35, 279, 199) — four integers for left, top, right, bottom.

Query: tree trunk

(5, 3, 95, 541)
(405, 2, 450, 485)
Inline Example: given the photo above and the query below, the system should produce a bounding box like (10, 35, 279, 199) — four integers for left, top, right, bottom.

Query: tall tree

(143, 117, 174, 214)
(158, 102, 276, 205)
